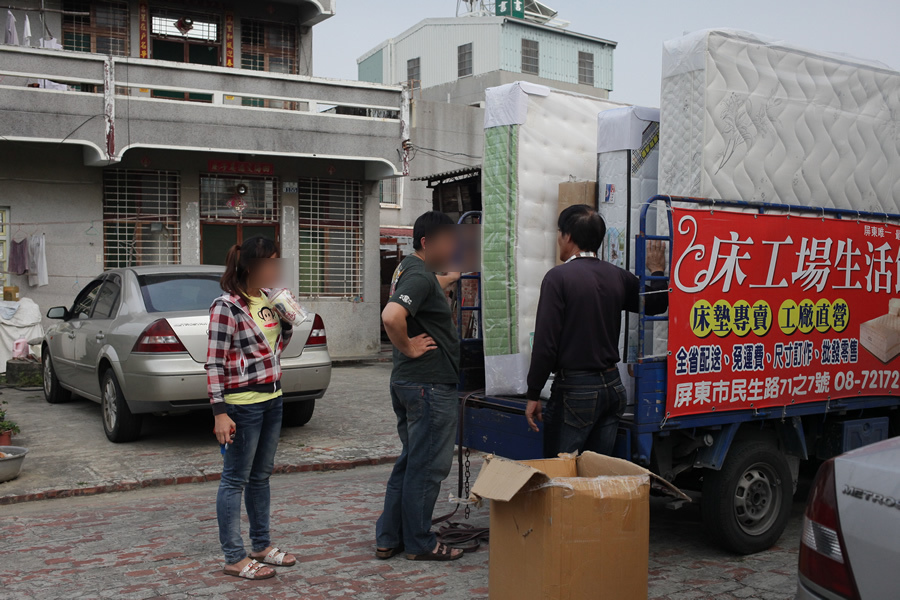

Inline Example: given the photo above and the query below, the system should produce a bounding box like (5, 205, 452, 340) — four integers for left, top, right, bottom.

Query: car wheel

(101, 369, 142, 443)
(282, 399, 315, 427)
(701, 439, 793, 555)
(42, 351, 72, 404)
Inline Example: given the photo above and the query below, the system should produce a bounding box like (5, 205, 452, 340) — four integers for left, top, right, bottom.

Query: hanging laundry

(27, 234, 48, 287)
(9, 238, 27, 276)
(22, 15, 31, 47)
(4, 10, 19, 46)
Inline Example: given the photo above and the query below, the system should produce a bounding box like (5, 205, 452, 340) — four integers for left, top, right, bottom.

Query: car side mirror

(47, 306, 69, 320)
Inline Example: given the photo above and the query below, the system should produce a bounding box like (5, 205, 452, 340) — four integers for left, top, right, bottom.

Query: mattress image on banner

(481, 82, 622, 396)
(668, 206, 900, 417)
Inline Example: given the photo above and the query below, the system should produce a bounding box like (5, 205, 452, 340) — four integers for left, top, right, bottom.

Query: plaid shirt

(206, 292, 294, 415)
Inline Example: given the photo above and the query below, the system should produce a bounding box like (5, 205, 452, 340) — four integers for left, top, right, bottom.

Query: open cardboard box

(470, 452, 688, 600)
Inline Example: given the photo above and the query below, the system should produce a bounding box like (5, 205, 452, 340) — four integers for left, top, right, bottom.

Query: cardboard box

(471, 452, 687, 600)
(557, 181, 598, 265)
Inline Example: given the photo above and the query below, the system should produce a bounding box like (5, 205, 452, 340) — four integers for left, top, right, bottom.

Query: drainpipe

(103, 56, 116, 162)
(400, 83, 411, 176)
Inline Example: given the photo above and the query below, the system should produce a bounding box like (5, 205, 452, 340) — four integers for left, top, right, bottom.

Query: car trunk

(165, 311, 312, 363)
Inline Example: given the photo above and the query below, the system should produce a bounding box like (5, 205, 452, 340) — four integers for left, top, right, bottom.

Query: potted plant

(0, 400, 19, 446)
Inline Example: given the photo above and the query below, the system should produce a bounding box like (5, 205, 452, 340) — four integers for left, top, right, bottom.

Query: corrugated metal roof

(412, 166, 482, 183)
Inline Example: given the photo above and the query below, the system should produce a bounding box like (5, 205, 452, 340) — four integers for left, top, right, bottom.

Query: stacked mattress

(482, 82, 621, 395)
(659, 29, 900, 211)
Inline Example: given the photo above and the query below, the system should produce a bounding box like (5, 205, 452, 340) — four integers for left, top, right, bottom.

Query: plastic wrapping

(659, 28, 900, 213)
(481, 83, 621, 396)
(596, 107, 661, 368)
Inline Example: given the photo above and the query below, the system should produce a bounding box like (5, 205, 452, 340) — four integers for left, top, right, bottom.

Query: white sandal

(253, 546, 297, 567)
(223, 558, 276, 580)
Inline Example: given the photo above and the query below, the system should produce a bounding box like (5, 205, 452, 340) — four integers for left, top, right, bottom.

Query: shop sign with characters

(668, 207, 900, 418)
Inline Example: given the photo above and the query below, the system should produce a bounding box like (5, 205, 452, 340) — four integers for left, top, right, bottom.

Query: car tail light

(798, 458, 859, 600)
(133, 319, 188, 353)
(305, 314, 327, 347)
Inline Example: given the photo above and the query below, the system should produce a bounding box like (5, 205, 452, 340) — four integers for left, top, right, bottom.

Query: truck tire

(282, 399, 315, 427)
(701, 439, 793, 555)
(100, 369, 142, 443)
(42, 351, 72, 404)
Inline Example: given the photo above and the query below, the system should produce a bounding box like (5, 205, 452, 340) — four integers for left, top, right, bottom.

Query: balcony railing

(0, 45, 406, 173)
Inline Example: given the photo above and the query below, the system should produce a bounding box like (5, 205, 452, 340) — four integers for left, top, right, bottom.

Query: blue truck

(454, 196, 900, 555)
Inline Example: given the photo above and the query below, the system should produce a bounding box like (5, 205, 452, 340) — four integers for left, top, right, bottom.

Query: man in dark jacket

(525, 204, 668, 457)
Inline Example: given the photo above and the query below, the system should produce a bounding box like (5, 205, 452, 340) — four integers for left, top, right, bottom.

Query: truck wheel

(101, 369, 142, 443)
(42, 352, 71, 404)
(282, 400, 315, 427)
(701, 440, 793, 555)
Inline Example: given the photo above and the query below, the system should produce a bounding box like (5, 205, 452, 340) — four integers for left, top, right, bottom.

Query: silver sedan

(41, 266, 331, 443)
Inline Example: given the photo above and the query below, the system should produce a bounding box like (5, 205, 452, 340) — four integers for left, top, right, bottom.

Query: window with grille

(379, 179, 400, 207)
(200, 175, 279, 222)
(578, 51, 595, 86)
(299, 179, 364, 298)
(458, 43, 473, 78)
(150, 9, 220, 42)
(241, 19, 297, 74)
(521, 39, 539, 75)
(103, 170, 180, 270)
(407, 57, 421, 87)
(62, 1, 129, 56)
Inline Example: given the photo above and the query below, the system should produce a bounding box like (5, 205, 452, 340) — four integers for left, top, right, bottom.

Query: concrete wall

(383, 100, 485, 228)
(0, 142, 384, 359)
(419, 69, 610, 107)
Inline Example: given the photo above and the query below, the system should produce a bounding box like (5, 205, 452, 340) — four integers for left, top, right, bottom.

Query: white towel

(27, 234, 48, 287)
(4, 10, 18, 46)
(22, 15, 31, 46)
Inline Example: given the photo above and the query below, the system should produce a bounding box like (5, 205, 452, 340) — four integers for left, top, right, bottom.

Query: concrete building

(0, 0, 407, 358)
(357, 7, 616, 300)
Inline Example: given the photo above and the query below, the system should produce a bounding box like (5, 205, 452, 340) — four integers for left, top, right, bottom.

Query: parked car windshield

(138, 274, 223, 313)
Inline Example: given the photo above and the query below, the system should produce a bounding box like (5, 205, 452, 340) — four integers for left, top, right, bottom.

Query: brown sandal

(223, 559, 276, 580)
(406, 543, 463, 561)
(375, 544, 404, 560)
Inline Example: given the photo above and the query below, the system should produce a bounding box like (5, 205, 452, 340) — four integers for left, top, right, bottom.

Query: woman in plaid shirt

(207, 237, 296, 580)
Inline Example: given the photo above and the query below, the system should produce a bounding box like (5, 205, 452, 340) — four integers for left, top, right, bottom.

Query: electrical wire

(412, 144, 482, 160)
(414, 148, 479, 169)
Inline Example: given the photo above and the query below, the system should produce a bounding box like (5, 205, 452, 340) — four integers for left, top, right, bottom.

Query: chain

(464, 447, 471, 520)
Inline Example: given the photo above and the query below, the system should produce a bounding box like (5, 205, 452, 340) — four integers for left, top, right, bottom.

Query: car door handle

(95, 333, 105, 341)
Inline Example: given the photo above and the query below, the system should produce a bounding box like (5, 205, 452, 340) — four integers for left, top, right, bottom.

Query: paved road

(0, 462, 801, 600)
(1, 363, 400, 503)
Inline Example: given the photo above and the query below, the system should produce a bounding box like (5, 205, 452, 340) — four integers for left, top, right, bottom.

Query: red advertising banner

(668, 207, 900, 418)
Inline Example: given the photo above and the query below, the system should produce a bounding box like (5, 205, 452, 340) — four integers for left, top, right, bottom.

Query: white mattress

(659, 29, 900, 212)
(482, 83, 621, 395)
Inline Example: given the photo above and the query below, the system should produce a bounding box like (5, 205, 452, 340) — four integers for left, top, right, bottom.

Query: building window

(200, 175, 279, 222)
(62, 1, 129, 56)
(150, 9, 219, 42)
(578, 51, 595, 86)
(407, 57, 421, 87)
(379, 179, 401, 207)
(458, 43, 473, 78)
(299, 179, 364, 298)
(241, 19, 297, 74)
(521, 39, 539, 75)
(103, 170, 180, 269)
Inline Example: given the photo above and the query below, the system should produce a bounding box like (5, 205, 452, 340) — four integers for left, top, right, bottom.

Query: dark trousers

(542, 370, 627, 458)
(376, 382, 459, 555)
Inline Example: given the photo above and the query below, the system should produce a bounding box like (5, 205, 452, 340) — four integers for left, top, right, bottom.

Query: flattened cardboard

(557, 181, 599, 265)
(471, 452, 687, 600)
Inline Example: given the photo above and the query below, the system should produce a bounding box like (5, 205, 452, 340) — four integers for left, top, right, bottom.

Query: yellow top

(225, 294, 283, 405)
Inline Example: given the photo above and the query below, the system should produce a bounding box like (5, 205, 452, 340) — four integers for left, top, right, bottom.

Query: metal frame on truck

(457, 196, 900, 555)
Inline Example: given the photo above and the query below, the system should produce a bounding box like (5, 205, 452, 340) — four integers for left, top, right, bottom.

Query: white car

(796, 437, 900, 599)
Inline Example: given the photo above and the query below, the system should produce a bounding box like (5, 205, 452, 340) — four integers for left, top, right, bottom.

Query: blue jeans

(216, 397, 283, 565)
(543, 371, 627, 458)
(376, 382, 459, 555)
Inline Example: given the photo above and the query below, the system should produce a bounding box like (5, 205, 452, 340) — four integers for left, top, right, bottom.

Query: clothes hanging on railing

(9, 238, 27, 275)
(26, 234, 47, 287)
(4, 10, 18, 45)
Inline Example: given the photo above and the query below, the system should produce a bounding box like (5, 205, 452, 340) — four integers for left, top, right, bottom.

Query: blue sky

(314, 0, 900, 107)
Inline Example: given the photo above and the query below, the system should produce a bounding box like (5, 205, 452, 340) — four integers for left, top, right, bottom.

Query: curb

(0, 455, 399, 506)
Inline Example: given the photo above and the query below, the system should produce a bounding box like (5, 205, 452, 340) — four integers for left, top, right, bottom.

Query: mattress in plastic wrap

(659, 28, 900, 212)
(481, 82, 620, 396)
